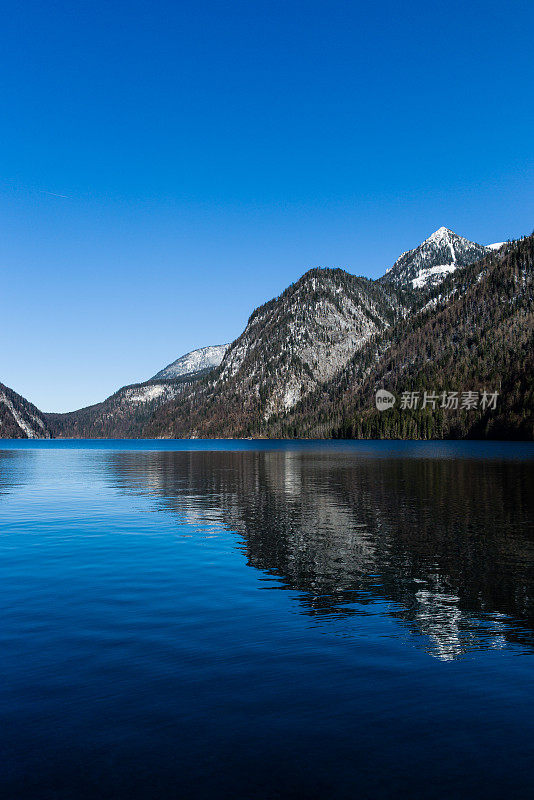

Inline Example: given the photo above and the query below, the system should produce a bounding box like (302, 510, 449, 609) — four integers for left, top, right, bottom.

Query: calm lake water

(1, 440, 534, 799)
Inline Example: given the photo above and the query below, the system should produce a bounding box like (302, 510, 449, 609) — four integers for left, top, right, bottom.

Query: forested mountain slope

(268, 236, 533, 440)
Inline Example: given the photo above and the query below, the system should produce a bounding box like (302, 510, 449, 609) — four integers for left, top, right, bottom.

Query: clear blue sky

(2, 0, 533, 412)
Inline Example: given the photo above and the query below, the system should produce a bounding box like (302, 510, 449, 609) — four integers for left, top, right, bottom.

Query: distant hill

(47, 345, 228, 438)
(47, 370, 211, 438)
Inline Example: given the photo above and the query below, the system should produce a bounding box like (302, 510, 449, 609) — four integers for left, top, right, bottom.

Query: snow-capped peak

(381, 227, 491, 290)
(426, 226, 454, 243)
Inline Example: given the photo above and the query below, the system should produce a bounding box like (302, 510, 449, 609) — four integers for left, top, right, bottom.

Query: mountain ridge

(145, 234, 533, 440)
(3, 224, 530, 441)
(259, 236, 533, 440)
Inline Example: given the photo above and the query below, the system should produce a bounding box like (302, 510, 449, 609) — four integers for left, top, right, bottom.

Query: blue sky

(2, 0, 533, 412)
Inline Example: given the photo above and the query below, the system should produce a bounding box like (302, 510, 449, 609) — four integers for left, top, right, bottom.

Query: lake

(1, 440, 534, 799)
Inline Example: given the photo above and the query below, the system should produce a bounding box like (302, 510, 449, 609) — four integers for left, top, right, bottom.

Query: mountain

(47, 344, 229, 438)
(145, 233, 532, 441)
(0, 382, 51, 439)
(266, 235, 533, 440)
(47, 371, 210, 438)
(381, 227, 493, 290)
(32, 225, 532, 443)
(145, 268, 408, 437)
(47, 268, 407, 438)
(216, 269, 406, 414)
(152, 344, 229, 380)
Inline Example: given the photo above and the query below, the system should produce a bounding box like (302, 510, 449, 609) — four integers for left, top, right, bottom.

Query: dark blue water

(1, 440, 534, 799)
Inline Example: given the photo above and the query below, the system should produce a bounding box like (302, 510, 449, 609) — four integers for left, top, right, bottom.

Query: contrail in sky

(38, 189, 70, 198)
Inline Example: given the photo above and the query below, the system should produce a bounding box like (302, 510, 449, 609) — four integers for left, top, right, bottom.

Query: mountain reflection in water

(106, 448, 534, 661)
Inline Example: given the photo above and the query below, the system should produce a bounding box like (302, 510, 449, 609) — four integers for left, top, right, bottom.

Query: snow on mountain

(487, 241, 506, 251)
(381, 227, 492, 290)
(153, 344, 229, 380)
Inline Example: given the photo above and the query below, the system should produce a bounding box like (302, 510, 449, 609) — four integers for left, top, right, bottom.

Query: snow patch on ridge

(153, 344, 229, 380)
(124, 385, 167, 404)
(412, 263, 457, 288)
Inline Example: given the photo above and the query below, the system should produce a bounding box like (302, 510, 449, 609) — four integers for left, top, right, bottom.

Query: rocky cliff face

(146, 268, 407, 437)
(217, 268, 405, 415)
(0, 382, 51, 439)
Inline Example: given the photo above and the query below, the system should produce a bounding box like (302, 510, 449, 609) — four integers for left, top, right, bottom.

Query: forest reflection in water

(106, 447, 534, 661)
